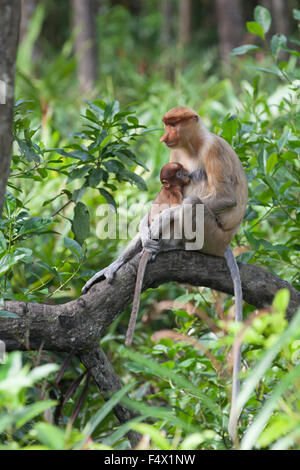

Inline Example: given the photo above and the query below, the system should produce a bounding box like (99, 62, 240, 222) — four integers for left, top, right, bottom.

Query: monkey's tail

(224, 246, 243, 443)
(125, 250, 151, 347)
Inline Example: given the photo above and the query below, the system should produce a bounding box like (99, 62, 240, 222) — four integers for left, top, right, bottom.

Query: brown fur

(161, 107, 248, 256)
(125, 162, 190, 346)
(162, 106, 198, 125)
(149, 162, 189, 223)
(161, 106, 248, 441)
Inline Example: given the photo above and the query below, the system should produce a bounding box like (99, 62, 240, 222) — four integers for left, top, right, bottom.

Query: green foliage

(0, 352, 116, 449)
(0, 99, 148, 301)
(0, 352, 58, 449)
(0, 2, 299, 452)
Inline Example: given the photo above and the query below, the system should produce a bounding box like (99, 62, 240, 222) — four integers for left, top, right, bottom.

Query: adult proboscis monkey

(82, 106, 248, 441)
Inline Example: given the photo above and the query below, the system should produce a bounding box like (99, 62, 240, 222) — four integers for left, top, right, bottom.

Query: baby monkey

(125, 162, 190, 346)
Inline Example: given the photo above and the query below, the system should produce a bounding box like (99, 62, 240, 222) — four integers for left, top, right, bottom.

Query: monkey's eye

(170, 122, 177, 127)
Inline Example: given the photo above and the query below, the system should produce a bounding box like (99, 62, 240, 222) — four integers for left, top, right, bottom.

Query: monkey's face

(160, 123, 180, 148)
(160, 163, 190, 186)
(160, 116, 199, 149)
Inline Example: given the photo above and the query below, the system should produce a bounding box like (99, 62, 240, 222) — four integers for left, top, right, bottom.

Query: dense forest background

(0, 0, 300, 451)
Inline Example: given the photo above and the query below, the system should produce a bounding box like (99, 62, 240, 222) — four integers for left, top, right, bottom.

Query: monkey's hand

(81, 259, 123, 293)
(82, 233, 143, 294)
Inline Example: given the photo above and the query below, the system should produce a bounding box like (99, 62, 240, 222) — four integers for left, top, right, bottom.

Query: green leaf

(37, 261, 61, 280)
(222, 116, 238, 143)
(67, 165, 91, 183)
(84, 99, 106, 113)
(120, 348, 220, 417)
(0, 415, 15, 434)
(29, 363, 59, 382)
(71, 202, 90, 245)
(265, 152, 278, 173)
(85, 108, 100, 124)
(100, 135, 112, 149)
(99, 188, 117, 211)
(78, 383, 136, 449)
(64, 237, 83, 261)
(104, 101, 120, 120)
(293, 9, 300, 21)
(34, 423, 66, 450)
(17, 139, 41, 163)
(246, 21, 265, 39)
(18, 217, 52, 236)
(273, 289, 290, 314)
(88, 168, 104, 187)
(278, 130, 290, 152)
(0, 249, 33, 276)
(241, 361, 300, 450)
(120, 168, 147, 191)
(0, 231, 7, 252)
(130, 423, 171, 450)
(72, 187, 86, 203)
(254, 6, 272, 33)
(127, 116, 139, 126)
(115, 152, 134, 167)
(103, 159, 124, 174)
(232, 307, 300, 448)
(16, 400, 57, 429)
(68, 150, 91, 162)
(231, 44, 261, 56)
(271, 34, 287, 59)
(246, 65, 281, 77)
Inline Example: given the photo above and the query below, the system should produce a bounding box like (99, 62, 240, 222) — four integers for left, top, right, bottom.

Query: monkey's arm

(82, 213, 159, 294)
(204, 195, 237, 214)
(149, 194, 204, 241)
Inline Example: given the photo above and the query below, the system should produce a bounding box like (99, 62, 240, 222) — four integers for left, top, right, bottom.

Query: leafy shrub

(0, 4, 299, 451)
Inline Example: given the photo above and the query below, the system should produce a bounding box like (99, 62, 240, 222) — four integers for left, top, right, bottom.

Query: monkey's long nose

(160, 132, 169, 143)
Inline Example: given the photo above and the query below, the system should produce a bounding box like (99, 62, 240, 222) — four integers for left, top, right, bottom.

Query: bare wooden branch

(1, 251, 299, 354)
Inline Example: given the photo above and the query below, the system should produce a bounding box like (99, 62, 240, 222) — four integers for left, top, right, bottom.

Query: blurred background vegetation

(0, 0, 300, 451)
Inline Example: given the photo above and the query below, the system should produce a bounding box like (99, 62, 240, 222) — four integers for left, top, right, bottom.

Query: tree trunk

(160, 0, 172, 48)
(215, 0, 243, 63)
(20, 0, 38, 42)
(0, 0, 21, 218)
(128, 0, 142, 16)
(179, 0, 191, 46)
(72, 0, 98, 94)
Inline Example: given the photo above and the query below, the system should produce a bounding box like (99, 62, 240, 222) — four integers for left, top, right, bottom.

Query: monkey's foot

(81, 260, 121, 294)
(142, 237, 161, 254)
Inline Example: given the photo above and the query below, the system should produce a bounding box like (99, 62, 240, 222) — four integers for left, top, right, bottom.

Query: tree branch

(1, 251, 299, 353)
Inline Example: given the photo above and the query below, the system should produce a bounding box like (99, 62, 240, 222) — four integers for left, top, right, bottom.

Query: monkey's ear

(162, 179, 170, 188)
